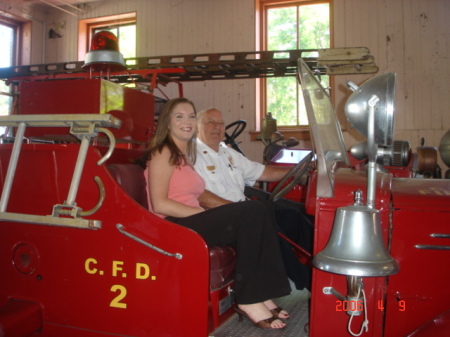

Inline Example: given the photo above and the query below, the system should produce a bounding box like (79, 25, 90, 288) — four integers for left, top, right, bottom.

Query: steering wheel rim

(224, 120, 247, 156)
(269, 152, 313, 202)
(224, 120, 246, 145)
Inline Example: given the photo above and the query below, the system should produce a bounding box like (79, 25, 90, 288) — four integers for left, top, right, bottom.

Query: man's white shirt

(194, 139, 265, 202)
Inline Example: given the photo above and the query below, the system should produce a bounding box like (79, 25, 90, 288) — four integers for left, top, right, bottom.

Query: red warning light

(89, 31, 120, 52)
(83, 31, 126, 72)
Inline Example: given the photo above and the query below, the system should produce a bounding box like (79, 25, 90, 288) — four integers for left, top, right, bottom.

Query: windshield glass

(298, 59, 349, 197)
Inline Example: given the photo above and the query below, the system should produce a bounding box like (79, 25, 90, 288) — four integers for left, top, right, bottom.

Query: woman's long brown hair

(137, 97, 197, 167)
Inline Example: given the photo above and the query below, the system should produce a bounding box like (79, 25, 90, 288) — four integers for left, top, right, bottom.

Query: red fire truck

(0, 33, 449, 337)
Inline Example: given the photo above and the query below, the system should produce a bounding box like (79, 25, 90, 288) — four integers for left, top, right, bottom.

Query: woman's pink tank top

(145, 164, 205, 218)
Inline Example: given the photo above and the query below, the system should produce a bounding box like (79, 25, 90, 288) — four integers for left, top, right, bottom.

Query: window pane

(298, 85, 308, 125)
(298, 4, 330, 49)
(267, 7, 297, 125)
(267, 7, 297, 50)
(265, 2, 330, 127)
(0, 81, 11, 117)
(267, 77, 298, 125)
(0, 24, 13, 67)
(0, 23, 13, 128)
(118, 25, 136, 59)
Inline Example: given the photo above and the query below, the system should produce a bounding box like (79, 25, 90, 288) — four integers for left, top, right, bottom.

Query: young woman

(142, 97, 291, 329)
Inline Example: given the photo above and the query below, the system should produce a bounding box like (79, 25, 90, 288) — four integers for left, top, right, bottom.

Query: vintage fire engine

(0, 32, 449, 336)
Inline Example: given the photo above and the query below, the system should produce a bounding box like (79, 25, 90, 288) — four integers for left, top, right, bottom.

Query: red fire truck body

(0, 77, 225, 336)
(305, 168, 450, 336)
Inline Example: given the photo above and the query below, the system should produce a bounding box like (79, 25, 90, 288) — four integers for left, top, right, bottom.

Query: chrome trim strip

(430, 233, 450, 239)
(415, 244, 450, 250)
(116, 224, 183, 259)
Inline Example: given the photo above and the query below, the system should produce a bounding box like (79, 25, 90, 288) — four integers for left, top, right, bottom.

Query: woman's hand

(198, 190, 233, 210)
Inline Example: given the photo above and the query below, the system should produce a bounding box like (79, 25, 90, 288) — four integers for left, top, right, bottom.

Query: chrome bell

(313, 191, 399, 277)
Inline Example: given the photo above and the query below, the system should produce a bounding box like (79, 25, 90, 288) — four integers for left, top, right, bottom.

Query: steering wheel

(224, 120, 247, 156)
(269, 152, 313, 202)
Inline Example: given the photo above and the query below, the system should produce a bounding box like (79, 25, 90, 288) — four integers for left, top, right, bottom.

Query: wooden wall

(8, 0, 450, 169)
(334, 0, 450, 172)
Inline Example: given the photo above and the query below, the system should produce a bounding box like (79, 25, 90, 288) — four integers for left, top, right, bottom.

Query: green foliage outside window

(266, 3, 330, 126)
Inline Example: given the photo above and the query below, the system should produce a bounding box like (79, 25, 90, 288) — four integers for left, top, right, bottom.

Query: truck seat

(107, 163, 148, 208)
(107, 163, 236, 291)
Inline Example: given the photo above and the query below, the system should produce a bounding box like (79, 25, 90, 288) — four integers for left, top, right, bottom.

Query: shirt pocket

(201, 167, 229, 195)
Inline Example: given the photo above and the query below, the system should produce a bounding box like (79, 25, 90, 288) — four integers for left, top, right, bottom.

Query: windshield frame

(297, 59, 349, 198)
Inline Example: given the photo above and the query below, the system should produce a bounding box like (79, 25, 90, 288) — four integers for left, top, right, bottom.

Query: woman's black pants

(166, 200, 291, 304)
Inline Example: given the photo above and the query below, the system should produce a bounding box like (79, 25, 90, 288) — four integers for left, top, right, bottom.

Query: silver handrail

(79, 176, 106, 217)
(96, 127, 116, 165)
(415, 233, 450, 250)
(66, 133, 91, 206)
(0, 114, 121, 228)
(116, 224, 183, 260)
(430, 233, 450, 239)
(0, 122, 26, 212)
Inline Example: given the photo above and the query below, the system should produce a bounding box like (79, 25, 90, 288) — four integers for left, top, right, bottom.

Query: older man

(195, 107, 313, 291)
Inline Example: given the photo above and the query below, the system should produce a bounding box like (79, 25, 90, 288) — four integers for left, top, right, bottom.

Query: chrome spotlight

(345, 73, 396, 147)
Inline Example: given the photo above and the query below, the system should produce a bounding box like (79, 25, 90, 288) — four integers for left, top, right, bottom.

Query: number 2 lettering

(110, 285, 127, 308)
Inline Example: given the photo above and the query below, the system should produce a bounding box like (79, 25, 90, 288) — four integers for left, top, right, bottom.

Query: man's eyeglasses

(204, 120, 225, 127)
